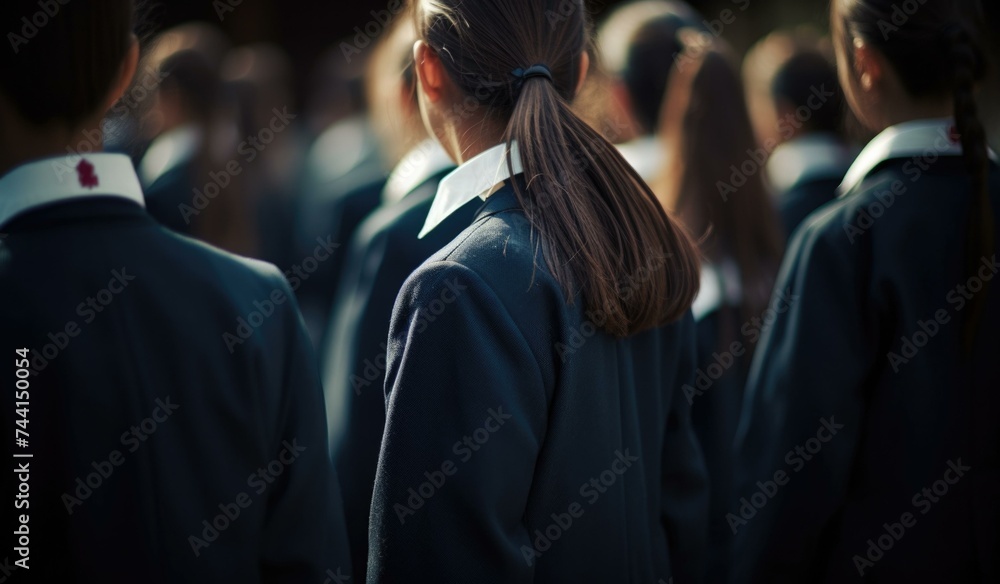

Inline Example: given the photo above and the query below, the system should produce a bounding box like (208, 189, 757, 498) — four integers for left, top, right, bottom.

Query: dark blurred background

(145, 0, 1000, 107)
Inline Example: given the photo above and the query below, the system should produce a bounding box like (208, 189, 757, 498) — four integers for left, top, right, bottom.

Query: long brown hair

(414, 0, 700, 337)
(657, 33, 785, 330)
(832, 0, 993, 353)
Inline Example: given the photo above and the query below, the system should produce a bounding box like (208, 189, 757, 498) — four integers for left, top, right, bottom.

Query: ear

(414, 40, 447, 104)
(852, 38, 883, 91)
(104, 34, 140, 114)
(575, 51, 590, 98)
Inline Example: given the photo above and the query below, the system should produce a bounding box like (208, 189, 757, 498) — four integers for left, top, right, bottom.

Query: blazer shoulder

(154, 228, 294, 298)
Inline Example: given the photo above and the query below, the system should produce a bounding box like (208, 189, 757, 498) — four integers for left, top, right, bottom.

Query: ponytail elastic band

(512, 64, 554, 91)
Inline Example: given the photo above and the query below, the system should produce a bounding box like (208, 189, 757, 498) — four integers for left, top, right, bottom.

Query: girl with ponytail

(734, 0, 999, 580)
(369, 0, 706, 581)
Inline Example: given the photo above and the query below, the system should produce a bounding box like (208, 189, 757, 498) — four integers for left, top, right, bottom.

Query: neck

(439, 116, 507, 165)
(875, 97, 953, 132)
(0, 114, 106, 177)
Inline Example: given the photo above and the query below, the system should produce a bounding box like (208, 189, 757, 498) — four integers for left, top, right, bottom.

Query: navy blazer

(368, 184, 709, 583)
(295, 176, 386, 345)
(734, 156, 1000, 582)
(0, 197, 350, 583)
(322, 167, 478, 581)
(777, 176, 844, 240)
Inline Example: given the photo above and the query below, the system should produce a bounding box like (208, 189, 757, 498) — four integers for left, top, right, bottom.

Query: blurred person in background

(735, 0, 999, 580)
(138, 24, 230, 240)
(743, 28, 854, 237)
(221, 43, 303, 268)
(655, 31, 785, 584)
(597, 0, 703, 180)
(106, 22, 231, 164)
(293, 29, 414, 345)
(0, 1, 350, 581)
(319, 16, 477, 580)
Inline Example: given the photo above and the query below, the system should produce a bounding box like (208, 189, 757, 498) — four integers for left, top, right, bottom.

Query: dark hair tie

(512, 64, 554, 92)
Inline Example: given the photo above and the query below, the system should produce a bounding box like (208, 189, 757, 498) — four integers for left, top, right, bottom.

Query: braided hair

(833, 0, 993, 354)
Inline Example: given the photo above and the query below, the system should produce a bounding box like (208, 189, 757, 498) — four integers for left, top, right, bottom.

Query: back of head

(0, 0, 135, 128)
(771, 47, 843, 136)
(366, 15, 424, 167)
(415, 0, 700, 336)
(743, 28, 844, 144)
(160, 49, 221, 123)
(660, 32, 784, 325)
(833, 0, 993, 352)
(598, 0, 702, 135)
(623, 10, 702, 134)
(597, 0, 699, 76)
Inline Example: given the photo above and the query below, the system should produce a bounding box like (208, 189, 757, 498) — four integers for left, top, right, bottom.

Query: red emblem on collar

(948, 124, 961, 144)
(77, 159, 99, 189)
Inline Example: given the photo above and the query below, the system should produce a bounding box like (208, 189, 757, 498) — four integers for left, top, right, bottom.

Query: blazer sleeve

(368, 261, 548, 583)
(261, 276, 352, 582)
(661, 314, 710, 584)
(732, 214, 877, 582)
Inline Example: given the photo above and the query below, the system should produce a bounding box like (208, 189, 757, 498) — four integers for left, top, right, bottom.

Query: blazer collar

(838, 118, 997, 197)
(0, 153, 145, 230)
(382, 139, 456, 205)
(419, 141, 524, 239)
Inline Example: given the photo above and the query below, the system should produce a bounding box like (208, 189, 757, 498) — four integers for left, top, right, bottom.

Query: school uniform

(139, 125, 203, 236)
(319, 140, 468, 581)
(765, 133, 854, 238)
(689, 260, 747, 584)
(733, 119, 1000, 582)
(0, 154, 350, 583)
(294, 116, 387, 344)
(367, 143, 709, 583)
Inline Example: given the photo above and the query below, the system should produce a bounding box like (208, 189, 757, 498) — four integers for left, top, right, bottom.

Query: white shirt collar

(692, 259, 742, 322)
(138, 124, 201, 186)
(617, 135, 664, 182)
(382, 139, 455, 205)
(766, 133, 853, 193)
(838, 118, 997, 197)
(0, 153, 145, 229)
(419, 141, 524, 239)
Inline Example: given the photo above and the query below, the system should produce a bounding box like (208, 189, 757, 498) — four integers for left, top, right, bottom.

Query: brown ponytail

(416, 0, 700, 337)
